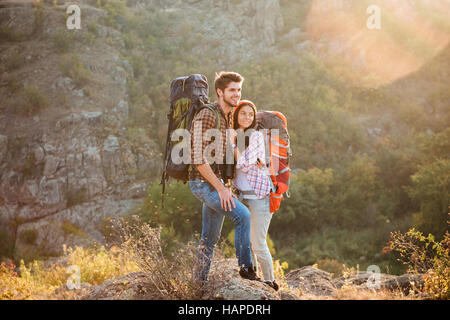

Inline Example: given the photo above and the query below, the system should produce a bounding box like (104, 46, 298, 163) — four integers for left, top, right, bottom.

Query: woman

(230, 100, 279, 291)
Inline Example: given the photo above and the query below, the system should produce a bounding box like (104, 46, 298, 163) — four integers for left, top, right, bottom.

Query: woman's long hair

(232, 100, 257, 150)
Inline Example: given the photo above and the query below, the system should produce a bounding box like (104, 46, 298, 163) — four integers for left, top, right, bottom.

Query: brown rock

(285, 266, 337, 296)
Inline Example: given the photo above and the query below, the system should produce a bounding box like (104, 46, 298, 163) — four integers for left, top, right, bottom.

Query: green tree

(407, 159, 449, 238)
(272, 168, 335, 234)
(333, 154, 379, 228)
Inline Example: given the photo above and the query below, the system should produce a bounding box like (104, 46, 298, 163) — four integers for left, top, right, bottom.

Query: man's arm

(191, 108, 236, 211)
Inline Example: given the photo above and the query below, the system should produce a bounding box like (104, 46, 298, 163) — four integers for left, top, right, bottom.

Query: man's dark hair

(214, 71, 244, 97)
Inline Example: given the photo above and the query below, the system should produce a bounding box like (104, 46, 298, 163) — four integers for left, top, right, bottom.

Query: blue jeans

(189, 180, 253, 281)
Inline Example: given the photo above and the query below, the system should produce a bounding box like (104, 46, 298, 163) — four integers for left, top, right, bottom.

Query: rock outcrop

(0, 1, 161, 256)
(200, 259, 280, 300)
(71, 261, 425, 300)
(285, 266, 337, 296)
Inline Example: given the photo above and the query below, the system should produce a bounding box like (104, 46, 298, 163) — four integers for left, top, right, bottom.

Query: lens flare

(304, 0, 450, 86)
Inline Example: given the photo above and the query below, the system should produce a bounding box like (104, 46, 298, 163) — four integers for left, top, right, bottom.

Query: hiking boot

(264, 280, 279, 291)
(239, 265, 262, 281)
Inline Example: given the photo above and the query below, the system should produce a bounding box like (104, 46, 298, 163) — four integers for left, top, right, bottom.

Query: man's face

(218, 81, 242, 108)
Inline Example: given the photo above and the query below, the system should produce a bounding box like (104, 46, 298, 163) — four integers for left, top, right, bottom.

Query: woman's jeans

(241, 196, 275, 282)
(189, 180, 253, 282)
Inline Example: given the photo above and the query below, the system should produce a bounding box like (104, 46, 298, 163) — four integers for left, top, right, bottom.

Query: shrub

(3, 53, 25, 72)
(61, 221, 88, 239)
(103, 0, 128, 27)
(14, 86, 49, 116)
(0, 226, 15, 260)
(83, 32, 95, 46)
(389, 228, 449, 299)
(0, 261, 32, 300)
(33, 1, 45, 35)
(87, 22, 98, 35)
(65, 186, 87, 208)
(0, 26, 27, 43)
(22, 151, 41, 178)
(118, 220, 203, 299)
(272, 168, 335, 234)
(59, 54, 92, 88)
(122, 32, 139, 50)
(133, 180, 202, 251)
(315, 258, 347, 278)
(406, 159, 450, 238)
(59, 245, 139, 285)
(51, 30, 73, 53)
(0, 244, 140, 300)
(20, 229, 38, 245)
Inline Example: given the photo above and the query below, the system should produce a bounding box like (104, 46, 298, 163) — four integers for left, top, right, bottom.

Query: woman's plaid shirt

(189, 103, 230, 181)
(235, 131, 271, 198)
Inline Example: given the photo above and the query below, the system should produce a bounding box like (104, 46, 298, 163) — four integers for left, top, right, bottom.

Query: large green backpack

(160, 74, 220, 206)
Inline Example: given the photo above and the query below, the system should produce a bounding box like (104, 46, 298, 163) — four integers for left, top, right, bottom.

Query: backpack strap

(197, 103, 221, 130)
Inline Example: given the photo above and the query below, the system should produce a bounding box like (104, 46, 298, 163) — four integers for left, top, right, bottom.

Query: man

(189, 71, 259, 282)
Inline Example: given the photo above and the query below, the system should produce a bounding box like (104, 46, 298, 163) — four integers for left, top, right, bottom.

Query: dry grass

(281, 279, 421, 300)
(114, 217, 205, 299)
(0, 244, 140, 300)
(331, 285, 418, 300)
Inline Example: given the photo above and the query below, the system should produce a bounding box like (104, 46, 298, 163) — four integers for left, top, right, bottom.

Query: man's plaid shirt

(235, 131, 271, 198)
(189, 103, 231, 181)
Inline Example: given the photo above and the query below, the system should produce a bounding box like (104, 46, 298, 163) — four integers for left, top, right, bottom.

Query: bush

(271, 168, 335, 234)
(58, 245, 139, 285)
(276, 226, 394, 272)
(389, 228, 449, 299)
(0, 226, 15, 260)
(118, 220, 203, 299)
(0, 26, 26, 43)
(103, 0, 128, 27)
(60, 54, 92, 88)
(407, 159, 450, 238)
(134, 180, 202, 248)
(20, 229, 38, 245)
(51, 30, 73, 53)
(66, 186, 87, 208)
(87, 22, 98, 35)
(61, 221, 88, 239)
(22, 151, 41, 178)
(0, 261, 31, 299)
(0, 244, 139, 300)
(315, 258, 347, 278)
(3, 53, 25, 72)
(13, 86, 49, 116)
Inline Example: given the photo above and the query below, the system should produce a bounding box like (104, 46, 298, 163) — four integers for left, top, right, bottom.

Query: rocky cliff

(0, 0, 163, 257)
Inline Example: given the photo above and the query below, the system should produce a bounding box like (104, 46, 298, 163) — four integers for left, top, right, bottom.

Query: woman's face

(237, 105, 254, 130)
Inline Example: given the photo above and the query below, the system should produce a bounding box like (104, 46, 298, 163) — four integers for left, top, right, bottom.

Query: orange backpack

(256, 111, 291, 213)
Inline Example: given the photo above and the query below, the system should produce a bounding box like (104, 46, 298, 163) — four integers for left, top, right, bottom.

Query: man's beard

(224, 95, 238, 108)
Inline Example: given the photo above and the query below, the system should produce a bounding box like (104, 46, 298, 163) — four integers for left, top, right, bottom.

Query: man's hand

(217, 186, 238, 212)
(195, 163, 238, 212)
